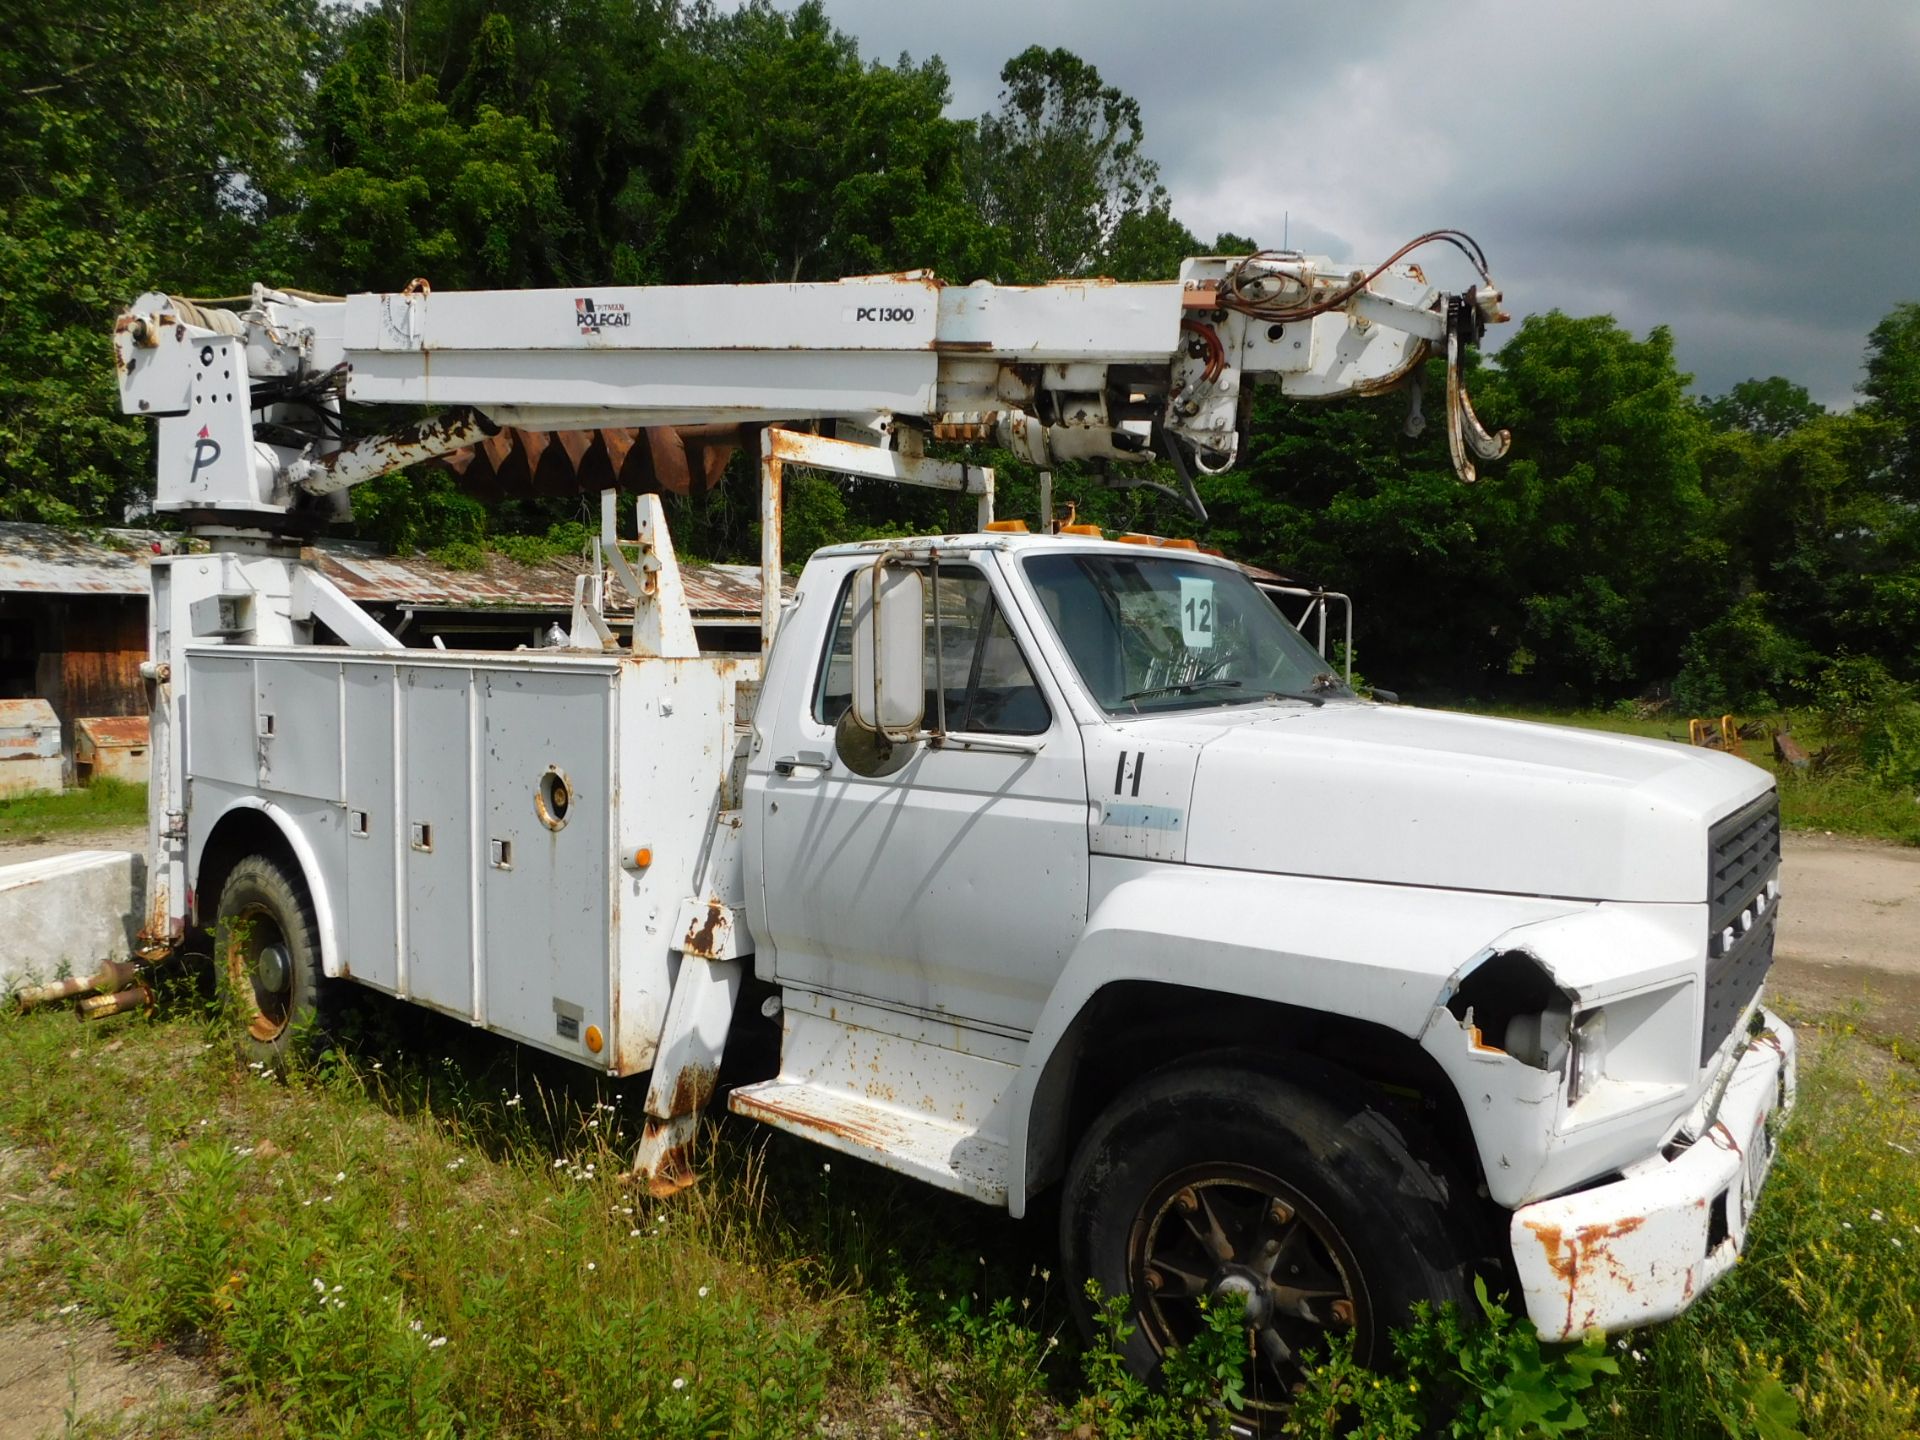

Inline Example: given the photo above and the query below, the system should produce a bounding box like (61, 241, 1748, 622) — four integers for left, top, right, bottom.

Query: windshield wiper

(1245, 688, 1327, 708)
(1121, 679, 1244, 702)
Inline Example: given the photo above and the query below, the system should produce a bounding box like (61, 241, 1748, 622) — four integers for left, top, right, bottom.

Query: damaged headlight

(1567, 1007, 1608, 1104)
(1503, 1001, 1572, 1072)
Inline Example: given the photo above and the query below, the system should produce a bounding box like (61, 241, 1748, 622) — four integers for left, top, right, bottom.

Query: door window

(814, 563, 1049, 736)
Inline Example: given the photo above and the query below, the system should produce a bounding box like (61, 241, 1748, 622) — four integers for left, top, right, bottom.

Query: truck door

(755, 557, 1088, 1033)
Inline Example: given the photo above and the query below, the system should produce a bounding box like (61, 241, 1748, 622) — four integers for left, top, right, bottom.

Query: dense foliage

(2, 0, 1915, 719)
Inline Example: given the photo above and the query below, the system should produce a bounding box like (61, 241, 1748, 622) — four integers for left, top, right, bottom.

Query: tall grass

(0, 779, 147, 842)
(0, 985, 1914, 1438)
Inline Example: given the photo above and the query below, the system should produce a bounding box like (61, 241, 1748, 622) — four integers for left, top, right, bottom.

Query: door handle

(773, 752, 831, 777)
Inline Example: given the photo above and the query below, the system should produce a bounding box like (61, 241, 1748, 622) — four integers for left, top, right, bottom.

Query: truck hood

(1177, 703, 1771, 902)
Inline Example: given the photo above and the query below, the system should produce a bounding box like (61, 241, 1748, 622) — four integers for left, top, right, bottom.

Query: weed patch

(0, 993, 1914, 1437)
(0, 779, 146, 842)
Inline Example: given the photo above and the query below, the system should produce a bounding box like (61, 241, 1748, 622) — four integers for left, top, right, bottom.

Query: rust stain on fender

(1524, 1215, 1647, 1336)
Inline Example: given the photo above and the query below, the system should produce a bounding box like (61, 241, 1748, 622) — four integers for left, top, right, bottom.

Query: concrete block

(0, 850, 143, 993)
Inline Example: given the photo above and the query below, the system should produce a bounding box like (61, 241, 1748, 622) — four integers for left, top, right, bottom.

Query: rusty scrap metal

(16, 958, 142, 1013)
(77, 983, 154, 1020)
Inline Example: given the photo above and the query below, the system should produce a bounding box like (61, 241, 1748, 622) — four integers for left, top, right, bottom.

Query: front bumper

(1509, 1007, 1796, 1342)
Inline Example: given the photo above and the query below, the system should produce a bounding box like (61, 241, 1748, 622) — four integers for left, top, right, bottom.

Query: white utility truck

(112, 240, 1792, 1424)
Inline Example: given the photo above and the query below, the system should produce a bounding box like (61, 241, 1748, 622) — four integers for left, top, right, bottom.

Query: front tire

(1060, 1062, 1473, 1429)
(214, 853, 327, 1070)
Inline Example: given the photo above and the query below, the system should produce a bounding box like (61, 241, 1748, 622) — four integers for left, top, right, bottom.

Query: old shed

(0, 524, 156, 782)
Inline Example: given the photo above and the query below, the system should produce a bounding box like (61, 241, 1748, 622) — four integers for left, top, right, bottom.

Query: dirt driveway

(1775, 831, 1920, 1046)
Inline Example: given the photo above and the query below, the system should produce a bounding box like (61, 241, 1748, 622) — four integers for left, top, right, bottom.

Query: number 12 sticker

(1179, 576, 1215, 649)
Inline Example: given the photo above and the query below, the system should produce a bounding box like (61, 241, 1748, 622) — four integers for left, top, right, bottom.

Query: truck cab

(731, 531, 1792, 1418)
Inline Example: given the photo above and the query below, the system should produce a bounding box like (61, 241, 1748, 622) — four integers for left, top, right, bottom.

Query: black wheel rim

(1128, 1163, 1366, 1424)
(225, 903, 293, 1043)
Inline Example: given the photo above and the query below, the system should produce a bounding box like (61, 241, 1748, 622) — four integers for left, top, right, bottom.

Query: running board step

(730, 1081, 1009, 1202)
(727, 991, 1019, 1205)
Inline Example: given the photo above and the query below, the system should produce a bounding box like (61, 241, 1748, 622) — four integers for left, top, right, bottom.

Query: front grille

(1701, 791, 1781, 1062)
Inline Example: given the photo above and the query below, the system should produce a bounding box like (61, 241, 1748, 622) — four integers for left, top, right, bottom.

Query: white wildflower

(630, 1229, 642, 1238)
(410, 1319, 424, 1333)
(672, 1377, 686, 1391)
(822, 1163, 831, 1173)
(334, 1171, 346, 1183)
(1870, 1209, 1885, 1223)
(428, 1336, 447, 1349)
(697, 1286, 709, 1299)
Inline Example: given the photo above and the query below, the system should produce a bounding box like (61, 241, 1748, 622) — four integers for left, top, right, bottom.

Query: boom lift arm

(112, 236, 1510, 533)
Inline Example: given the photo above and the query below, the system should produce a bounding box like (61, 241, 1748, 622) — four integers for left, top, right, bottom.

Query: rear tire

(1060, 1062, 1473, 1432)
(214, 853, 327, 1070)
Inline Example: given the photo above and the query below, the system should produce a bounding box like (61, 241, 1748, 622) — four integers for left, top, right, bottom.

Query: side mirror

(849, 562, 925, 739)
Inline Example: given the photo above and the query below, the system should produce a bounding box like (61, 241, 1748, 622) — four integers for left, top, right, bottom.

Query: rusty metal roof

(314, 546, 774, 617)
(75, 716, 150, 748)
(0, 523, 176, 595)
(0, 522, 774, 617)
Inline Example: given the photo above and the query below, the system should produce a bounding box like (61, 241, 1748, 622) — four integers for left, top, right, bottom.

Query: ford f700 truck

(110, 242, 1793, 1425)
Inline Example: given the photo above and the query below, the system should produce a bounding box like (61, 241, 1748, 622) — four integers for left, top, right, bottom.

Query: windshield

(1022, 551, 1352, 713)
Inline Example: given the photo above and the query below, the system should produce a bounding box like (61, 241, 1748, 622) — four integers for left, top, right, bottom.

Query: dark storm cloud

(814, 0, 1919, 406)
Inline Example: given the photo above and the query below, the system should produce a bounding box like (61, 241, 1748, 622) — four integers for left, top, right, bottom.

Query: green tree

(1474, 313, 1715, 694)
(0, 0, 320, 522)
(664, 2, 988, 284)
(965, 46, 1172, 281)
(1862, 300, 1920, 497)
(1700, 376, 1825, 440)
(291, 14, 569, 293)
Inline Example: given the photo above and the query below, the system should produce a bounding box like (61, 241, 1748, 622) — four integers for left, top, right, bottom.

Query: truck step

(726, 989, 1020, 1205)
(729, 1079, 1009, 1204)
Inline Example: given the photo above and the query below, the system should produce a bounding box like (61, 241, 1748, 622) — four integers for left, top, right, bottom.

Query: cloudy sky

(808, 0, 1919, 407)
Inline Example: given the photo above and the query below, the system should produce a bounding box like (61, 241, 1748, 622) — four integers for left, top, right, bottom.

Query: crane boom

(113, 242, 1510, 530)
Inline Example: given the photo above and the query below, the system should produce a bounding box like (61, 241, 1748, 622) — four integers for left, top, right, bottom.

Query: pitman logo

(189, 425, 222, 486)
(575, 297, 631, 335)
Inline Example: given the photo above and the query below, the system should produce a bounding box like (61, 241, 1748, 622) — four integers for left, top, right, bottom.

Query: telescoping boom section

(113, 238, 1510, 532)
